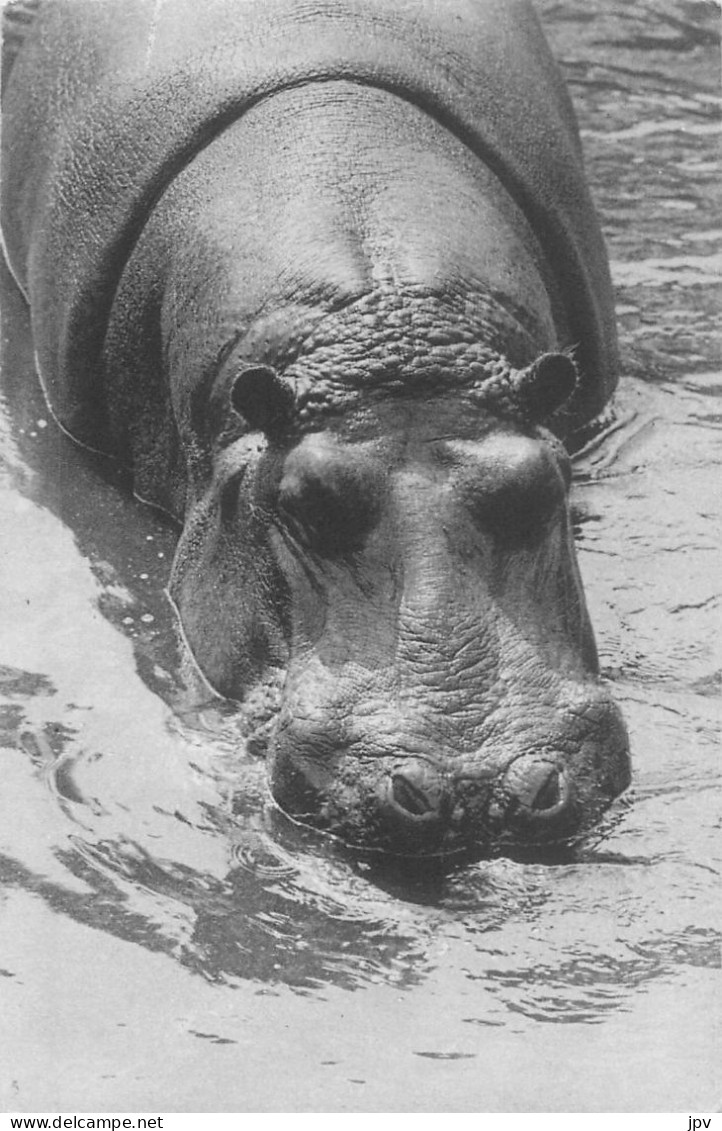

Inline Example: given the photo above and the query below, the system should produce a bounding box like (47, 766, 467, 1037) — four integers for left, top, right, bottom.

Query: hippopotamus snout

(270, 746, 594, 857)
(269, 690, 630, 857)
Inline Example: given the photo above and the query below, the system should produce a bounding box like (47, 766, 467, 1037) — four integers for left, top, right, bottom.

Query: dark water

(1, 0, 720, 1113)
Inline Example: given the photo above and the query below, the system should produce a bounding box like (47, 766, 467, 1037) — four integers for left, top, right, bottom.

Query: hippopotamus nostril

(386, 760, 445, 823)
(392, 773, 435, 816)
(530, 767, 563, 811)
(501, 756, 572, 821)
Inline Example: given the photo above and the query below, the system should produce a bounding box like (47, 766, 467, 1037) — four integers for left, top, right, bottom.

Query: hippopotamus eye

(230, 364, 295, 437)
(462, 437, 568, 545)
(278, 438, 381, 556)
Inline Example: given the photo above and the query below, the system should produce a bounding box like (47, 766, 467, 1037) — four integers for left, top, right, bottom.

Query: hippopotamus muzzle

(267, 679, 630, 862)
(273, 737, 630, 859)
(268, 672, 630, 858)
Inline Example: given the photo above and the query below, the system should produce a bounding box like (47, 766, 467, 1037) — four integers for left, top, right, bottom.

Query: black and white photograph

(0, 0, 719, 1115)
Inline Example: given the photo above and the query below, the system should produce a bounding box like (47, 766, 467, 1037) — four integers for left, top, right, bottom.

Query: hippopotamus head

(168, 294, 630, 860)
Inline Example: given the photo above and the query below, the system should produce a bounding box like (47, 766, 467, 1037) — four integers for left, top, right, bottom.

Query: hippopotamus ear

(512, 352, 578, 423)
(230, 364, 296, 437)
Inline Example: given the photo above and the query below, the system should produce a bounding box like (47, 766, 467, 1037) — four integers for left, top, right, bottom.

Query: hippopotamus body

(2, 0, 630, 857)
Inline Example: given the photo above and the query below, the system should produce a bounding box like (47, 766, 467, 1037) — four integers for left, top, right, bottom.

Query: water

(1, 0, 720, 1113)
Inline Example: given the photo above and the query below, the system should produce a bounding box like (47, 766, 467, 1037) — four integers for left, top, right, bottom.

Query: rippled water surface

(1, 0, 720, 1113)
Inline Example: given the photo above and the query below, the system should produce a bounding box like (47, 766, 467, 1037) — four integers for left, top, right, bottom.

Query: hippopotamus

(1, 0, 630, 858)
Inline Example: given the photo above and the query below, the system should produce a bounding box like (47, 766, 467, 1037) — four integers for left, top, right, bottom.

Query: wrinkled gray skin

(2, 0, 630, 857)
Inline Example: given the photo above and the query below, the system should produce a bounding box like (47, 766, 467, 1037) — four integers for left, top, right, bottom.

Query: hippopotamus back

(2, 0, 618, 451)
